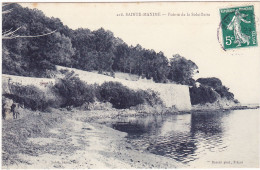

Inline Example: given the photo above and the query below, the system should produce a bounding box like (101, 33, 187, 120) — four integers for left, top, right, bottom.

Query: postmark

(219, 5, 257, 49)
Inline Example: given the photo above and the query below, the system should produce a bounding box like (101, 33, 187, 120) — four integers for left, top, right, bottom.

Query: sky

(21, 2, 260, 104)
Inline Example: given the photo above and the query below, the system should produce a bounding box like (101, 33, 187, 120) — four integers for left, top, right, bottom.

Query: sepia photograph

(1, 1, 260, 169)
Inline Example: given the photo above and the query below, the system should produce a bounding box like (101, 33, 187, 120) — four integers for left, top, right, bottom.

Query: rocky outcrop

(192, 98, 240, 111)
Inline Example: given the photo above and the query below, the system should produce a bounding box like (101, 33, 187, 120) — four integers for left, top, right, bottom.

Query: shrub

(197, 77, 222, 89)
(135, 89, 163, 106)
(98, 82, 163, 109)
(189, 85, 218, 105)
(4, 84, 52, 111)
(98, 82, 137, 109)
(59, 69, 70, 74)
(196, 77, 235, 101)
(52, 75, 96, 108)
(215, 86, 234, 100)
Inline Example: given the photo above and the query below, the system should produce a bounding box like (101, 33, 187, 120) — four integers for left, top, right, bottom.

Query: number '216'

(225, 36, 234, 45)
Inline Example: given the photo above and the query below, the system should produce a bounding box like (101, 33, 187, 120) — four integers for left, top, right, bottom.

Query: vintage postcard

(1, 1, 260, 169)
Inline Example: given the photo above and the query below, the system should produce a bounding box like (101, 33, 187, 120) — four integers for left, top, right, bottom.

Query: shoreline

(2, 108, 186, 169)
(82, 104, 260, 122)
(2, 104, 259, 169)
(191, 105, 260, 113)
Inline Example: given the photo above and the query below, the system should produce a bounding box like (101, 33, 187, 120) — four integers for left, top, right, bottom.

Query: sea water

(111, 109, 259, 168)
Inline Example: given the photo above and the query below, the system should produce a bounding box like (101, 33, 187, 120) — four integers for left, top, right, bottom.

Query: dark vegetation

(52, 76, 163, 109)
(189, 85, 219, 105)
(52, 74, 96, 108)
(3, 84, 52, 111)
(189, 77, 235, 105)
(98, 82, 163, 109)
(2, 3, 236, 105)
(2, 4, 197, 85)
(197, 77, 234, 100)
(3, 71, 163, 110)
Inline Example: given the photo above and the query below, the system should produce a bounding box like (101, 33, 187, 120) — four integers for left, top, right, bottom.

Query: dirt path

(3, 110, 184, 169)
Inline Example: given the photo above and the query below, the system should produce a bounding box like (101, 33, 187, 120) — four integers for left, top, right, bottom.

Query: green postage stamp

(220, 5, 257, 49)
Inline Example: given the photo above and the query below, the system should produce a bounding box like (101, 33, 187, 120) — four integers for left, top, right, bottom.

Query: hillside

(2, 3, 237, 107)
(3, 63, 240, 112)
(3, 66, 192, 111)
(2, 3, 197, 85)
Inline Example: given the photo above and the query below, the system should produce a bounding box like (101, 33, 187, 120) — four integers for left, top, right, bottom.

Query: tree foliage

(98, 81, 162, 109)
(2, 4, 74, 77)
(3, 84, 52, 111)
(197, 77, 234, 100)
(2, 3, 236, 105)
(189, 86, 218, 105)
(52, 73, 96, 107)
(168, 54, 198, 85)
(190, 77, 235, 105)
(197, 77, 222, 89)
(98, 82, 142, 109)
(2, 4, 197, 84)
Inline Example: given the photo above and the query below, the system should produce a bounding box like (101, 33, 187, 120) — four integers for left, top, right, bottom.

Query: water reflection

(190, 111, 230, 135)
(112, 111, 233, 164)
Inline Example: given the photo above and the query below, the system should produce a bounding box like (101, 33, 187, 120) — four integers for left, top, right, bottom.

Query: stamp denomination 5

(220, 5, 257, 49)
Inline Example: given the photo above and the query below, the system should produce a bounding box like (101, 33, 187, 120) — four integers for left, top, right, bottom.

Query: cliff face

(2, 66, 192, 111)
(57, 66, 192, 111)
(125, 82, 191, 111)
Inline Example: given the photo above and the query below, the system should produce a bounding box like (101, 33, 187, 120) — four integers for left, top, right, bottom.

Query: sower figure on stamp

(227, 9, 251, 47)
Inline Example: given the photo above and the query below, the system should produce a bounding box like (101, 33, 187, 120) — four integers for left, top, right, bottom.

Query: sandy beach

(2, 108, 185, 169)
